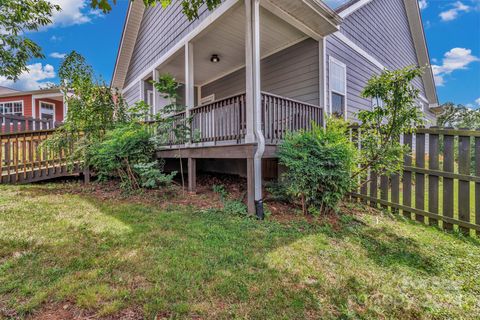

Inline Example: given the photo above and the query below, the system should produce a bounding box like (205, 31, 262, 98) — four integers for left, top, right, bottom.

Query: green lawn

(1, 184, 479, 319)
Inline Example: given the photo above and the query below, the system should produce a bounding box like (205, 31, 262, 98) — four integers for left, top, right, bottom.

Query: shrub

(277, 118, 357, 214)
(133, 161, 177, 189)
(89, 123, 156, 190)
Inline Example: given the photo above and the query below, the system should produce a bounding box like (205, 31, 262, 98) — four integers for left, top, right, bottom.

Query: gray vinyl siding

(124, 2, 216, 86)
(123, 82, 140, 107)
(339, 0, 425, 94)
(202, 39, 320, 105)
(326, 35, 382, 120)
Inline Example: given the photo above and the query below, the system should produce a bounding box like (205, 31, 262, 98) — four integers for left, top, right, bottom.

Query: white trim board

(332, 32, 385, 70)
(338, 0, 373, 18)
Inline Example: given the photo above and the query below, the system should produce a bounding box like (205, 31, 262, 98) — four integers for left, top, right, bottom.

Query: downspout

(252, 0, 265, 219)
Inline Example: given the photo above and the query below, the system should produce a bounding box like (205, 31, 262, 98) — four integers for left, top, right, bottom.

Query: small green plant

(277, 118, 357, 215)
(133, 161, 177, 189)
(213, 184, 248, 216)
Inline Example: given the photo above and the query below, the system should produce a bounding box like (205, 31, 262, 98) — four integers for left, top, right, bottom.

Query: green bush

(133, 161, 177, 189)
(277, 118, 357, 214)
(89, 123, 156, 190)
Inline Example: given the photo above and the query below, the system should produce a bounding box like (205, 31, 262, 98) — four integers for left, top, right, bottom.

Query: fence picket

(428, 129, 439, 226)
(443, 133, 455, 231)
(458, 131, 471, 235)
(415, 132, 426, 223)
(476, 131, 480, 237)
(403, 133, 413, 219)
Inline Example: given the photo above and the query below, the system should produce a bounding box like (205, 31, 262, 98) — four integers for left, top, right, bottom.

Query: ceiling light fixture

(210, 54, 220, 63)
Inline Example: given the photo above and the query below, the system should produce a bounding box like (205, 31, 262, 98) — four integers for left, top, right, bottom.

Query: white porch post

(244, 0, 255, 144)
(319, 37, 327, 128)
(185, 42, 195, 113)
(185, 41, 196, 192)
(245, 0, 265, 217)
(152, 69, 159, 116)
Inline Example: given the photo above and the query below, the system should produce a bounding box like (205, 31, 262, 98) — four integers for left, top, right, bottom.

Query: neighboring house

(0, 88, 66, 124)
(112, 0, 439, 215)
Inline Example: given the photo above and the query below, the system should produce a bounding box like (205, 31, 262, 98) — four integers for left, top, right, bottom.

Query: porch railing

(155, 91, 323, 147)
(1, 114, 61, 133)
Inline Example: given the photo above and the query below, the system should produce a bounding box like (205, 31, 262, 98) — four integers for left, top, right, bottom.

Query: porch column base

(188, 158, 197, 193)
(247, 157, 255, 214)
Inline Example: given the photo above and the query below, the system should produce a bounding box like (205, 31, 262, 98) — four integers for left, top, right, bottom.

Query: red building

(0, 87, 65, 124)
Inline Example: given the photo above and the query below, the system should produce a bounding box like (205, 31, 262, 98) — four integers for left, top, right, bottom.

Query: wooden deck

(154, 92, 324, 213)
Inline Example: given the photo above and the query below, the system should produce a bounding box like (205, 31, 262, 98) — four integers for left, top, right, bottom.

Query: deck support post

(83, 167, 90, 184)
(247, 157, 255, 214)
(188, 158, 196, 193)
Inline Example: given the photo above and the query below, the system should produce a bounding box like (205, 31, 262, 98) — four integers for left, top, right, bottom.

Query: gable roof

(0, 88, 62, 98)
(0, 86, 19, 95)
(111, 1, 145, 89)
(335, 0, 438, 105)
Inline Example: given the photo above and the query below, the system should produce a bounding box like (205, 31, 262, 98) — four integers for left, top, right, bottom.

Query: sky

(0, 0, 479, 108)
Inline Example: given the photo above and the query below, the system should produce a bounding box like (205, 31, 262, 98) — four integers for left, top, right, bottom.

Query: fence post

(428, 127, 439, 227)
(458, 129, 471, 235)
(415, 131, 426, 223)
(443, 131, 454, 231)
(403, 133, 413, 219)
(390, 135, 400, 214)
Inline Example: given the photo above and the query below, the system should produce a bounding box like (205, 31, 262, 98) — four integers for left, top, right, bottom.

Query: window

(329, 57, 347, 118)
(0, 101, 23, 116)
(40, 101, 55, 121)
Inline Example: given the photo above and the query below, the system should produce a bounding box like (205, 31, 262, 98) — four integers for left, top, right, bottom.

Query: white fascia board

(338, 0, 373, 18)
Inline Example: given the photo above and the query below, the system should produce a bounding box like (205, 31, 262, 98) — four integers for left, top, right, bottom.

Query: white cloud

(0, 63, 56, 91)
(419, 0, 428, 10)
(49, 0, 98, 27)
(476, 97, 480, 106)
(50, 35, 63, 42)
(439, 1, 470, 21)
(49, 52, 66, 59)
(432, 48, 479, 86)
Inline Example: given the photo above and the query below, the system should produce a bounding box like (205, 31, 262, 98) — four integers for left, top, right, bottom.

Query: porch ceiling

(156, 2, 307, 86)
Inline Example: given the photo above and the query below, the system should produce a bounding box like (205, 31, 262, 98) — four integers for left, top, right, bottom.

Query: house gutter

(254, 95, 265, 220)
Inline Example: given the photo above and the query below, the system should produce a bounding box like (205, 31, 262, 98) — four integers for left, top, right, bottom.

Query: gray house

(112, 0, 439, 216)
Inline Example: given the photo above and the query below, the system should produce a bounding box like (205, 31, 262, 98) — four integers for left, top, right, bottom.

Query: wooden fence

(0, 129, 80, 184)
(1, 114, 61, 133)
(351, 127, 479, 237)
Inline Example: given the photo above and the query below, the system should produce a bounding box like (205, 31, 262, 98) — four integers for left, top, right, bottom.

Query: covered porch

(145, 0, 340, 215)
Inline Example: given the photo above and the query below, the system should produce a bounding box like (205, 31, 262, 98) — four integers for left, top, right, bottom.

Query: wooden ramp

(1, 129, 81, 184)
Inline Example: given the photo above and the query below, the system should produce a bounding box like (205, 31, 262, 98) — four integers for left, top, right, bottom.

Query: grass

(1, 184, 480, 319)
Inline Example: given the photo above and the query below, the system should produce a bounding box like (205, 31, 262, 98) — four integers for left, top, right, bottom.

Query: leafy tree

(0, 0, 60, 80)
(90, 0, 221, 20)
(354, 66, 425, 180)
(45, 51, 128, 169)
(437, 103, 480, 128)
